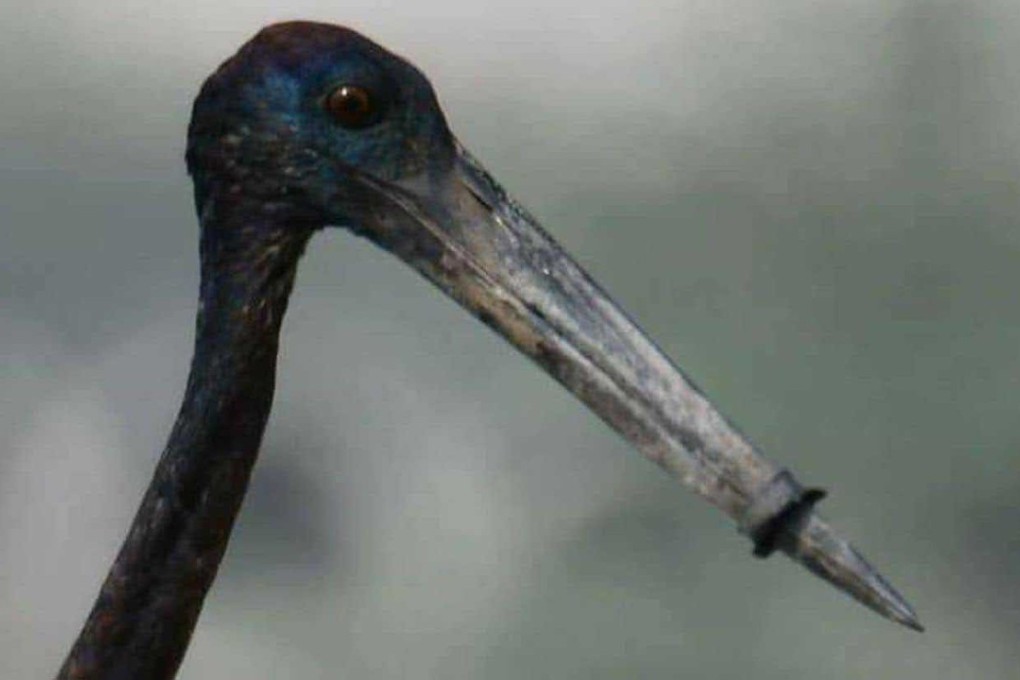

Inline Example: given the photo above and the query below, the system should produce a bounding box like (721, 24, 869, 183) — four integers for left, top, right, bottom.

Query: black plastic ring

(738, 470, 827, 558)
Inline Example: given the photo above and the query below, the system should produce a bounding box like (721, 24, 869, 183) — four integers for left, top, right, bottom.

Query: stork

(57, 21, 920, 680)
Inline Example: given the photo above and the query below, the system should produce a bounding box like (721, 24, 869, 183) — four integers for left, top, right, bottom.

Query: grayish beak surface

(347, 141, 922, 632)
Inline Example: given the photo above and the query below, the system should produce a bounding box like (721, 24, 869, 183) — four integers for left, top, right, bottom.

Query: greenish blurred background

(2, 1, 1018, 677)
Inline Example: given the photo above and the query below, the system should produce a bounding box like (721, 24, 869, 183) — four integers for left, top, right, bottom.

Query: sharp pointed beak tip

(854, 559, 924, 632)
(864, 565, 924, 633)
(786, 512, 924, 632)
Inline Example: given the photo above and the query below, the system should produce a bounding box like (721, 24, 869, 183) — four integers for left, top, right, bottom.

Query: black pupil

(329, 86, 375, 128)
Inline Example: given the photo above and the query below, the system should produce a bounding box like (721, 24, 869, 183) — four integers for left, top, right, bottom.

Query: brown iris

(325, 84, 378, 129)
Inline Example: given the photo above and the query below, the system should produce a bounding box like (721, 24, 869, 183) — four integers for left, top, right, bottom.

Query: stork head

(183, 21, 922, 634)
(187, 21, 454, 224)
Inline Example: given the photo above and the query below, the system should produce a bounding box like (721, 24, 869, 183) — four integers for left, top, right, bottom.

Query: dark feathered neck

(57, 205, 312, 680)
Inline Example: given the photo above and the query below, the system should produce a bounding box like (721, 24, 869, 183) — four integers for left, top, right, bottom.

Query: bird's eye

(325, 84, 380, 129)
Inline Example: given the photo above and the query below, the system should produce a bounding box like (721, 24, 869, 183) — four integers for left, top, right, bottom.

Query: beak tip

(902, 615, 926, 634)
(782, 512, 923, 632)
(864, 564, 925, 632)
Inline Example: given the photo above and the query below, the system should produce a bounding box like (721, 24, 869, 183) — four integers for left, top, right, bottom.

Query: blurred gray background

(2, 1, 1018, 678)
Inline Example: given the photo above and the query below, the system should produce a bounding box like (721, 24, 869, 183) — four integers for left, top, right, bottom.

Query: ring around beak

(343, 140, 922, 632)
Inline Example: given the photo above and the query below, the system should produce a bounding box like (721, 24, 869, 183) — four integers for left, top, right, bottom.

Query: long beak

(346, 140, 922, 632)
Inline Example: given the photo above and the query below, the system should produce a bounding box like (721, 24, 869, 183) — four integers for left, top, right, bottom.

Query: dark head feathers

(186, 22, 453, 221)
